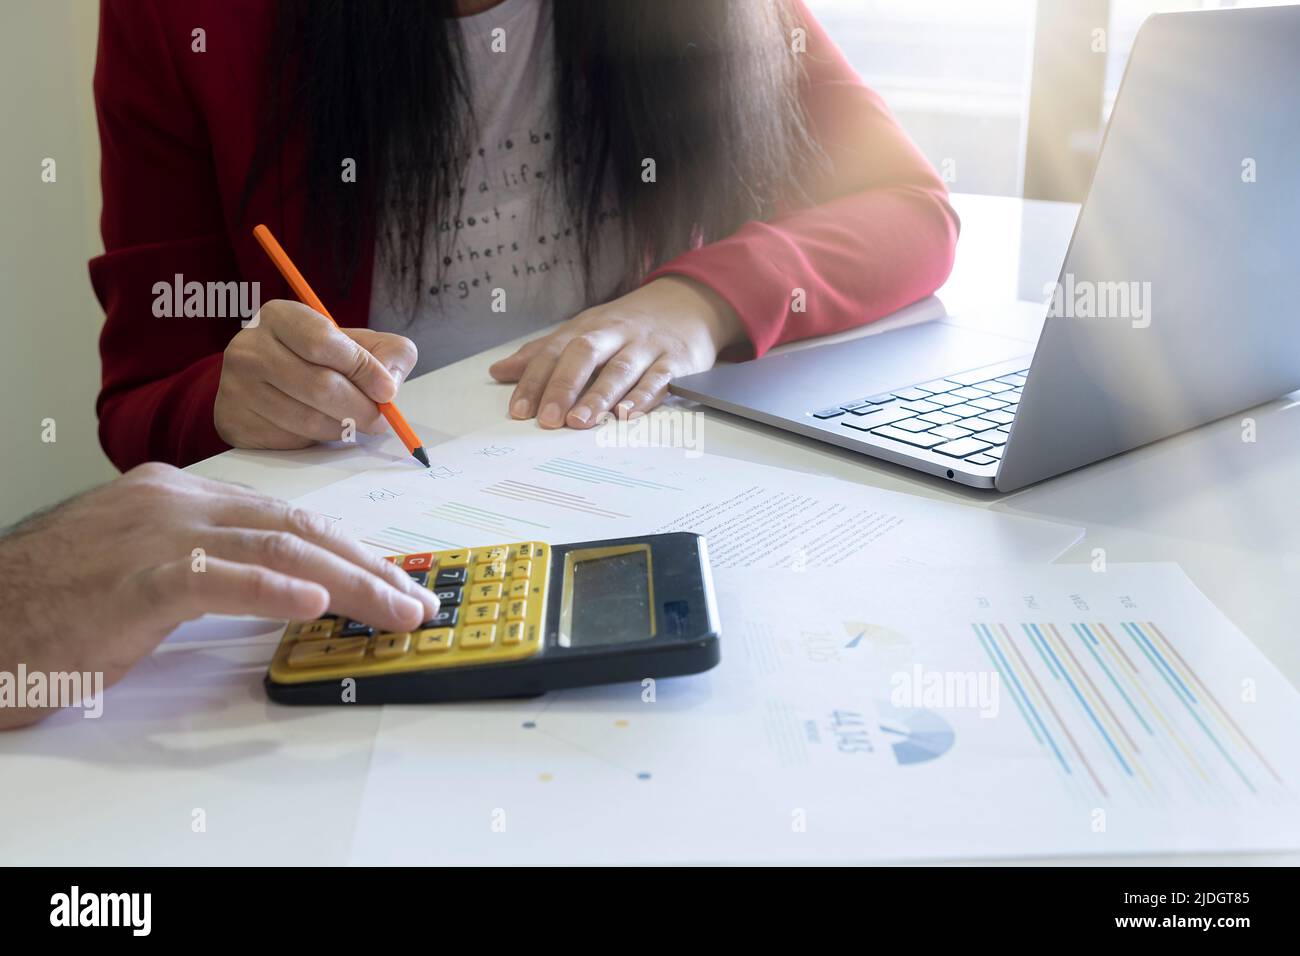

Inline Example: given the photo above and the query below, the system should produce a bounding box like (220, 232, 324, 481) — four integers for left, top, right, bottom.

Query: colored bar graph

(360, 525, 460, 555)
(423, 501, 548, 541)
(482, 479, 629, 519)
(975, 620, 1282, 804)
(534, 457, 682, 491)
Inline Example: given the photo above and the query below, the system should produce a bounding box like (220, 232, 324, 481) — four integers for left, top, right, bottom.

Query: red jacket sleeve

(646, 0, 960, 358)
(90, 0, 236, 470)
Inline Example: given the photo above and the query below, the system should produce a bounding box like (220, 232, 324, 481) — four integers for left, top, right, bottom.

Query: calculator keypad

(434, 567, 468, 586)
(372, 633, 411, 660)
(287, 637, 367, 667)
(427, 608, 458, 628)
(464, 602, 499, 623)
(468, 582, 502, 602)
(459, 625, 496, 649)
(414, 628, 453, 653)
(433, 587, 461, 606)
(268, 542, 549, 685)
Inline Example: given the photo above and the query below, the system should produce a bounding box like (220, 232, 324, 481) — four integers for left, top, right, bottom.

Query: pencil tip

(412, 446, 430, 468)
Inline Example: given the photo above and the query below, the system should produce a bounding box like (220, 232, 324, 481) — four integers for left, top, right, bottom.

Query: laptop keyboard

(811, 363, 1030, 467)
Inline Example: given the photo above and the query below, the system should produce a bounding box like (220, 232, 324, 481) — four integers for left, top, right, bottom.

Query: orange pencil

(252, 224, 430, 467)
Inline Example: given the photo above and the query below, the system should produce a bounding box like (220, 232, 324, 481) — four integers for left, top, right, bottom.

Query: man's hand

(488, 276, 745, 429)
(0, 464, 439, 729)
(215, 300, 419, 449)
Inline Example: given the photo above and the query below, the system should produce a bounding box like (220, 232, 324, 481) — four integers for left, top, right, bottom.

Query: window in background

(806, 0, 1036, 197)
(1104, 0, 1299, 118)
(1024, 0, 1300, 201)
(809, 0, 1300, 201)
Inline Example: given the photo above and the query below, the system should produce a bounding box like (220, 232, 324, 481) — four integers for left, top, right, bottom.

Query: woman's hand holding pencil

(212, 225, 430, 466)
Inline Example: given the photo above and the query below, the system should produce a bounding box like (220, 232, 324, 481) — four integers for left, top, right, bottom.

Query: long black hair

(246, 0, 816, 308)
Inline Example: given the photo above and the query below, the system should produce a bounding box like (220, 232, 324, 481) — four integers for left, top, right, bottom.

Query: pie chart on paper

(876, 703, 955, 766)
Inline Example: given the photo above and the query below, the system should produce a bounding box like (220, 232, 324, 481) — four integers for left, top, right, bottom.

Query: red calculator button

(401, 553, 435, 571)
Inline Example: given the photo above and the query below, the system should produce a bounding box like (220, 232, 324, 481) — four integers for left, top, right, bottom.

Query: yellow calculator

(265, 532, 720, 704)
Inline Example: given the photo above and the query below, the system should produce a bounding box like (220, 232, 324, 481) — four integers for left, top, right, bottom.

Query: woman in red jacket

(91, 0, 958, 469)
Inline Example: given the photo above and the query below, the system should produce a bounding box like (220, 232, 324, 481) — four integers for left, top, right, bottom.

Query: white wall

(0, 0, 115, 525)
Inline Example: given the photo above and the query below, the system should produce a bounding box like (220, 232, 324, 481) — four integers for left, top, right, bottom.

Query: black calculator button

(423, 608, 458, 629)
(434, 568, 468, 586)
(434, 587, 462, 606)
(339, 619, 375, 637)
(406, 570, 429, 586)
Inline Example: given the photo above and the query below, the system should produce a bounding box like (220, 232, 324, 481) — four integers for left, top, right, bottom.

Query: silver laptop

(671, 7, 1300, 492)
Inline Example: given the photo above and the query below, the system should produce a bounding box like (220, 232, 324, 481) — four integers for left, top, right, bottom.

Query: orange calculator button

(400, 552, 436, 572)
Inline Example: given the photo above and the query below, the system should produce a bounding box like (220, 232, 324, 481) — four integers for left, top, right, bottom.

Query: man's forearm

(0, 502, 90, 729)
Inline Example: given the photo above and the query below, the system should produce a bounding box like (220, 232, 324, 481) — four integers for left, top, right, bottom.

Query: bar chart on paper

(359, 525, 462, 555)
(355, 501, 550, 554)
(299, 438, 700, 557)
(293, 421, 1086, 573)
(347, 562, 1300, 863)
(974, 618, 1285, 808)
(533, 457, 684, 491)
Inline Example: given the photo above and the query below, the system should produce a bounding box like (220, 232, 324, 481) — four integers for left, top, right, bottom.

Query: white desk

(5, 194, 1298, 865)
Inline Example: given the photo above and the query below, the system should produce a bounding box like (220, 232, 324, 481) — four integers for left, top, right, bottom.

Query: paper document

(292, 417, 1082, 569)
(162, 616, 286, 648)
(349, 563, 1300, 863)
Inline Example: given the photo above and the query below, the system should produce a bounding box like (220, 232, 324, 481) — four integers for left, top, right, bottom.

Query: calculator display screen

(565, 548, 653, 647)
